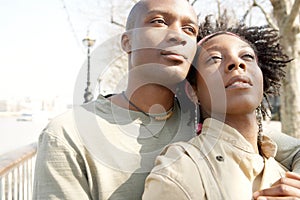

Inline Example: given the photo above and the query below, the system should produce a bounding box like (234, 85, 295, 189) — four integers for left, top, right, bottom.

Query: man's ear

(185, 81, 199, 104)
(121, 32, 131, 54)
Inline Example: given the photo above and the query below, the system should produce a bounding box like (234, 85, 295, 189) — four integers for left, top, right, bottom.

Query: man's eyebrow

(146, 9, 198, 26)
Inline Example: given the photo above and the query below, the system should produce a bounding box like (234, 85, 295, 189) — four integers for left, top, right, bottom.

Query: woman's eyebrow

(203, 45, 223, 52)
(239, 43, 253, 48)
(204, 44, 253, 52)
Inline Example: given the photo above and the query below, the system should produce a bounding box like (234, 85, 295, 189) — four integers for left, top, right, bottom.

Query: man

(33, 0, 198, 199)
(33, 0, 300, 199)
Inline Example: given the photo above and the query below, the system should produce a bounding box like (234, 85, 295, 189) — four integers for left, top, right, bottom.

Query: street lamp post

(82, 37, 96, 103)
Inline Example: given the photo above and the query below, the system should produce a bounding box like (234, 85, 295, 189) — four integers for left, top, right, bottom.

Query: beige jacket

(33, 94, 300, 200)
(143, 118, 287, 200)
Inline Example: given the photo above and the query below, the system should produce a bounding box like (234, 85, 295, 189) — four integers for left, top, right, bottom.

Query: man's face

(195, 34, 264, 117)
(125, 0, 198, 85)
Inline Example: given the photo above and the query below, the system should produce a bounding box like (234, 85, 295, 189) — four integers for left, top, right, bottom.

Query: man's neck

(109, 84, 175, 115)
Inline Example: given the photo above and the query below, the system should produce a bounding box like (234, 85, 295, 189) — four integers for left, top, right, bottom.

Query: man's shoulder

(41, 105, 100, 139)
(47, 106, 92, 127)
(42, 99, 118, 140)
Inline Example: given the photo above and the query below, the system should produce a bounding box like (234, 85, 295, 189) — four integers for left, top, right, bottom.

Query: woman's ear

(121, 32, 131, 54)
(185, 81, 199, 104)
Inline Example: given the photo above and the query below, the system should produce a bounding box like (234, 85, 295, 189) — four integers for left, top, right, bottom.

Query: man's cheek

(131, 29, 165, 50)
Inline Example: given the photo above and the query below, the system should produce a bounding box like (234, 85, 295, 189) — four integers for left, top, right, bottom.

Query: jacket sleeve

(32, 126, 91, 200)
(143, 172, 191, 200)
(264, 125, 300, 173)
(142, 145, 205, 200)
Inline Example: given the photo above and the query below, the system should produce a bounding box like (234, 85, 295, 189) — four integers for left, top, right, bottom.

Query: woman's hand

(253, 172, 300, 200)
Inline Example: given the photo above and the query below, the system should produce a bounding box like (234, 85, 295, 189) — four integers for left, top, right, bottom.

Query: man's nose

(166, 25, 187, 45)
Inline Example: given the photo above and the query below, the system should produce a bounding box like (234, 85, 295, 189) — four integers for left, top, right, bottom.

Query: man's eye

(150, 19, 166, 25)
(183, 26, 196, 35)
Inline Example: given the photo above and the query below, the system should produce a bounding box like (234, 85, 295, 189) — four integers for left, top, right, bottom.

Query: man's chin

(130, 64, 188, 86)
(146, 67, 186, 85)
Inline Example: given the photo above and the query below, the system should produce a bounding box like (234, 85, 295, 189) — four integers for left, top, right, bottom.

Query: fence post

(0, 143, 37, 200)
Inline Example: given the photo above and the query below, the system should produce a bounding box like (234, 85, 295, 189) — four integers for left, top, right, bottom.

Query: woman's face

(194, 34, 264, 117)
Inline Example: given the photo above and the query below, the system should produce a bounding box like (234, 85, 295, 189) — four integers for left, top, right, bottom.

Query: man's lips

(161, 50, 187, 62)
(225, 75, 253, 89)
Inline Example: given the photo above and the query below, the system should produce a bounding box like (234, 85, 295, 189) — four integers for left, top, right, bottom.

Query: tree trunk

(280, 32, 300, 138)
(271, 0, 300, 137)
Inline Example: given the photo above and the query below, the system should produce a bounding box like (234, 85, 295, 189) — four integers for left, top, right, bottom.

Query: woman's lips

(225, 76, 252, 89)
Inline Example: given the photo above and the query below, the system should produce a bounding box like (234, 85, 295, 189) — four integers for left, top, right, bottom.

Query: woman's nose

(225, 58, 246, 73)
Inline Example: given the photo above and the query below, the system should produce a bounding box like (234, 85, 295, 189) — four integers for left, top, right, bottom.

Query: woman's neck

(212, 112, 259, 153)
(228, 113, 259, 153)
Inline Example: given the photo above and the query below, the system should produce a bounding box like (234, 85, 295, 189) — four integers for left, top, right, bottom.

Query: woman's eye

(242, 53, 255, 61)
(208, 56, 222, 63)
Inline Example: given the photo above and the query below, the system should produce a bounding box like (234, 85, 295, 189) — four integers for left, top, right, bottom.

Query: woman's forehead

(199, 34, 253, 52)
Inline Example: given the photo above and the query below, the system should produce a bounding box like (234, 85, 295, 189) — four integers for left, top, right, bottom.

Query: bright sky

(0, 0, 85, 102)
(0, 0, 270, 103)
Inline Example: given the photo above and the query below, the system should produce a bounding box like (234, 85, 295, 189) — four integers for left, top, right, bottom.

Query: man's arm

(264, 124, 300, 173)
(254, 124, 300, 199)
(33, 129, 91, 200)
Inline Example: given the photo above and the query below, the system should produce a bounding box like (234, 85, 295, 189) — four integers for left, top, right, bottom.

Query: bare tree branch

(253, 0, 278, 29)
(110, 5, 126, 28)
(191, 0, 198, 6)
(241, 4, 254, 24)
(282, 0, 300, 33)
(270, 0, 288, 24)
(111, 19, 126, 28)
(216, 0, 221, 19)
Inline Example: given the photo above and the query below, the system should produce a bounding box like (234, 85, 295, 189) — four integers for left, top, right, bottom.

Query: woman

(142, 19, 298, 199)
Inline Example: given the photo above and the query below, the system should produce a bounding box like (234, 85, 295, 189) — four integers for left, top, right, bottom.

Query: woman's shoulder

(145, 141, 206, 199)
(151, 141, 202, 175)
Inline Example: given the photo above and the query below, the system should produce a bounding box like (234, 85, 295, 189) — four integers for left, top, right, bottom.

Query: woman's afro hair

(186, 15, 292, 117)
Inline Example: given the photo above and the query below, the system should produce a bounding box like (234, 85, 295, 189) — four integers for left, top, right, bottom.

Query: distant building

(0, 100, 8, 112)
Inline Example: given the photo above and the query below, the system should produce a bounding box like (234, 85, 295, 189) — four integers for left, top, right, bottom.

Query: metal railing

(0, 143, 37, 200)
